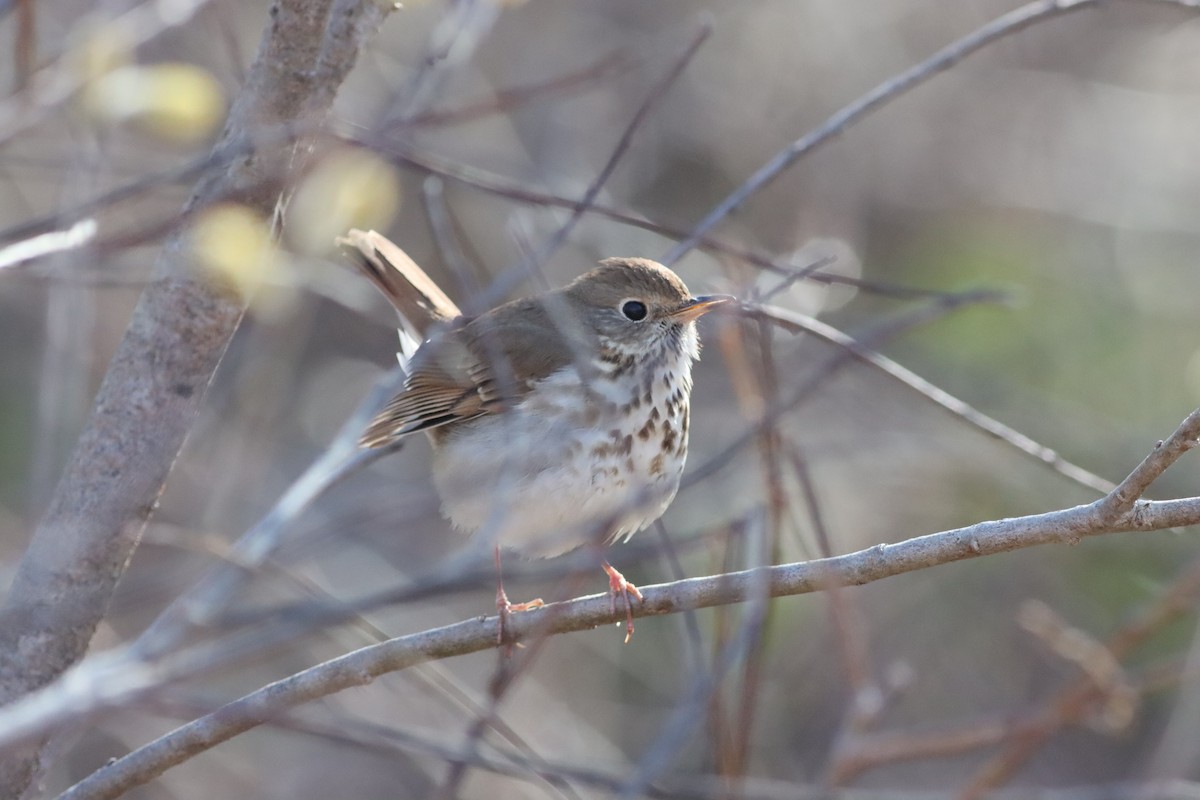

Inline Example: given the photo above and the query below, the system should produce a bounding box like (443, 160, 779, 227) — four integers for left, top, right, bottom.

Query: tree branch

(52, 407, 1200, 800)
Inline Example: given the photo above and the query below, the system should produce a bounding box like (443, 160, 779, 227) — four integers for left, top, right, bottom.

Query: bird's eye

(621, 300, 648, 321)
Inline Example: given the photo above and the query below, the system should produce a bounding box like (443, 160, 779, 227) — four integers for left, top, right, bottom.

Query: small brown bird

(340, 229, 731, 641)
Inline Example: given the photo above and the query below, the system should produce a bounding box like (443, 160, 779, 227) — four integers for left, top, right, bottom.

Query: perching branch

(54, 406, 1200, 800)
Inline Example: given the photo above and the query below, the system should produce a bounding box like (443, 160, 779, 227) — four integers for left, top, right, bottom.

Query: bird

(339, 229, 732, 642)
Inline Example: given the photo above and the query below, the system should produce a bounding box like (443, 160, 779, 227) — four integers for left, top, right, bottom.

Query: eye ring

(620, 300, 648, 321)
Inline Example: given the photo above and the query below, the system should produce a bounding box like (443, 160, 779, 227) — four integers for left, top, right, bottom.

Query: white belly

(430, 356, 693, 557)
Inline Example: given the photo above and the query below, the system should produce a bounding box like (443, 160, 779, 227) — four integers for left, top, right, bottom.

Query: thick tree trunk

(0, 1, 389, 795)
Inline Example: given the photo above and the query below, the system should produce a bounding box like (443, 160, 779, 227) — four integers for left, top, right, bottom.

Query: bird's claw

(602, 561, 643, 643)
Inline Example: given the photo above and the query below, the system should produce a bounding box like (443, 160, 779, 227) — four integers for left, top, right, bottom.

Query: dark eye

(621, 300, 648, 321)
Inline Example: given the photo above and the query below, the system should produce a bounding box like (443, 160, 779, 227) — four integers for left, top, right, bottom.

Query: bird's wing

(460, 298, 584, 406)
(358, 299, 583, 447)
(359, 327, 487, 446)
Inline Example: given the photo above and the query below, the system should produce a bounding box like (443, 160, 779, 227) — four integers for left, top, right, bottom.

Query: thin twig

(655, 0, 1200, 269)
(402, 50, 630, 128)
(958, 552, 1200, 799)
(521, 19, 712, 274)
(659, 0, 1102, 266)
(132, 367, 409, 660)
(0, 220, 97, 270)
(830, 560, 1200, 785)
(365, 134, 953, 299)
(736, 302, 1115, 495)
(1098, 408, 1200, 517)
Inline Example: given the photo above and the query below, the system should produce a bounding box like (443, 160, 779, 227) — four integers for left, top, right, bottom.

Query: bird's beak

(670, 294, 736, 323)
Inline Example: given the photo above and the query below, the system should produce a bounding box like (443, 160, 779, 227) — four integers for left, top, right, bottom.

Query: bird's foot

(494, 545, 545, 649)
(602, 561, 643, 644)
(495, 585, 545, 648)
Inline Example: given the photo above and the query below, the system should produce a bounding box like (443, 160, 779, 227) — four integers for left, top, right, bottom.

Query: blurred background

(3, 0, 1200, 797)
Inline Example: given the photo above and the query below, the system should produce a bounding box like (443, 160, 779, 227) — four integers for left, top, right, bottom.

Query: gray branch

(51, 407, 1200, 800)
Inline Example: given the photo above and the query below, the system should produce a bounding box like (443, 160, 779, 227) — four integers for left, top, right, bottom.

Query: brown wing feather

(359, 384, 487, 446)
(359, 290, 586, 448)
(359, 328, 485, 447)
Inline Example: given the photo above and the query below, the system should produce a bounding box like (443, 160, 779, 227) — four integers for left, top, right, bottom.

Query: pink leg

(494, 545, 544, 646)
(602, 560, 644, 643)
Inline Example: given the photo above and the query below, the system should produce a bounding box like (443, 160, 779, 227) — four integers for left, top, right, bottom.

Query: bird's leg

(494, 545, 544, 647)
(602, 560, 644, 643)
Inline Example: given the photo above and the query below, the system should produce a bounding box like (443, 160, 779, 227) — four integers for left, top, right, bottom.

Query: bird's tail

(336, 229, 462, 363)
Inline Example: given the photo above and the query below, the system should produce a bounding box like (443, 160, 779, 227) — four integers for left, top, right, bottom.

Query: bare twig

(788, 437, 889, 787)
(384, 0, 502, 125)
(367, 135, 950, 299)
(0, 220, 97, 270)
(829, 719, 1016, 785)
(657, 0, 1175, 266)
(1098, 408, 1200, 517)
(959, 554, 1200, 799)
(708, 315, 785, 781)
(402, 50, 630, 128)
(1018, 600, 1136, 732)
(13, 0, 34, 92)
(621, 513, 775, 800)
(828, 566, 1200, 785)
(738, 303, 1115, 495)
(522, 19, 712, 273)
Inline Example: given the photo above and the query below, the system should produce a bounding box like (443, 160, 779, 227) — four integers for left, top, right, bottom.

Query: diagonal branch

(741, 303, 1115, 495)
(658, 0, 1200, 267)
